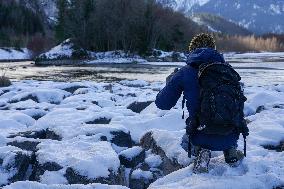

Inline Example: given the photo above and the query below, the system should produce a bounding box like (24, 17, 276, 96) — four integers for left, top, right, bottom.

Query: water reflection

(1, 61, 284, 86)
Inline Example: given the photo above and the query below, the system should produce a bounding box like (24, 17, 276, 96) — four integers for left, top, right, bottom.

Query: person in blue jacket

(155, 33, 245, 173)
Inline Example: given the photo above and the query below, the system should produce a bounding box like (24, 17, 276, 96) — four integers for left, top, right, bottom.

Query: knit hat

(189, 33, 216, 52)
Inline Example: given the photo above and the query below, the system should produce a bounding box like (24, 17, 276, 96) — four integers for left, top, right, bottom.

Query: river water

(1, 52, 284, 86)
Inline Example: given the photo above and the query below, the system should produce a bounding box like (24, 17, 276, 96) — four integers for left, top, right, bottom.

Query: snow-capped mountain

(160, 0, 284, 34)
(191, 13, 252, 36)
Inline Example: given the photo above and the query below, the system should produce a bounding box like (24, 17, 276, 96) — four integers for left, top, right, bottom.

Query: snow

(39, 39, 73, 60)
(37, 140, 120, 179)
(148, 84, 284, 189)
(0, 48, 31, 60)
(0, 146, 30, 185)
(10, 89, 70, 104)
(151, 129, 191, 166)
(0, 77, 284, 188)
(3, 181, 129, 189)
(270, 4, 282, 15)
(40, 170, 68, 184)
(145, 154, 162, 168)
(191, 16, 221, 33)
(119, 146, 144, 160)
(38, 41, 147, 64)
(131, 169, 153, 180)
(164, 0, 210, 11)
(119, 80, 149, 87)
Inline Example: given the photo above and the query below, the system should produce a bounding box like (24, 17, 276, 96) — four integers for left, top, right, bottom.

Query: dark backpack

(196, 62, 248, 136)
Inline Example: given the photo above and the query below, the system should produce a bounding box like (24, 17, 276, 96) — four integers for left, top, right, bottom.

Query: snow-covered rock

(140, 130, 190, 175)
(35, 139, 123, 184)
(0, 79, 284, 188)
(9, 89, 70, 104)
(37, 39, 74, 60)
(36, 40, 147, 65)
(119, 147, 145, 168)
(0, 146, 32, 185)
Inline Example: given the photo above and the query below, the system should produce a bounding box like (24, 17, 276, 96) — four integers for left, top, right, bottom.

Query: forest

(0, 0, 284, 55)
(0, 0, 45, 48)
(55, 0, 203, 54)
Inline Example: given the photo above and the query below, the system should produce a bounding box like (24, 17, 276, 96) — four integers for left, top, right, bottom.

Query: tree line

(1, 0, 284, 55)
(55, 0, 203, 54)
(0, 0, 45, 48)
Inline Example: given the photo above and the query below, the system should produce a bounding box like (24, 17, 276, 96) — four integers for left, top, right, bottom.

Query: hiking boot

(223, 147, 244, 167)
(193, 148, 211, 174)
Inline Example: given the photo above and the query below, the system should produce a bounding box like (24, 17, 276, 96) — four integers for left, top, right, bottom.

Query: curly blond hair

(189, 33, 216, 52)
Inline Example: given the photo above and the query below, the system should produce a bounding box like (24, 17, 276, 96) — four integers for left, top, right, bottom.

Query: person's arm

(155, 69, 183, 110)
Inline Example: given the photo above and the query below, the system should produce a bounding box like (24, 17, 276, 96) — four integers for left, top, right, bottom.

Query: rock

(111, 131, 133, 148)
(45, 129, 62, 141)
(8, 152, 31, 183)
(104, 84, 113, 93)
(263, 141, 284, 152)
(0, 146, 32, 184)
(180, 134, 189, 153)
(8, 130, 45, 139)
(85, 117, 111, 124)
(29, 161, 63, 181)
(9, 89, 69, 104)
(31, 114, 45, 120)
(9, 94, 38, 103)
(22, 109, 47, 120)
(127, 101, 153, 113)
(129, 169, 154, 189)
(119, 147, 145, 168)
(76, 107, 87, 110)
(7, 140, 40, 152)
(61, 86, 87, 94)
(140, 132, 184, 175)
(36, 140, 126, 185)
(65, 166, 126, 185)
(126, 93, 136, 97)
(0, 76, 12, 87)
(273, 104, 284, 109)
(256, 105, 266, 113)
(8, 129, 62, 141)
(245, 118, 252, 124)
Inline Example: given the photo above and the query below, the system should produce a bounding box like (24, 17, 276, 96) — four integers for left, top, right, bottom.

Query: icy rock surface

(0, 80, 284, 189)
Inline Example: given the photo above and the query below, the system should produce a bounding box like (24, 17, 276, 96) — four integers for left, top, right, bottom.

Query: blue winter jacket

(155, 48, 239, 151)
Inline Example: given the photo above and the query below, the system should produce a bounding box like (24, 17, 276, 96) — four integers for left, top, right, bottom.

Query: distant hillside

(15, 0, 57, 26)
(191, 13, 253, 36)
(159, 0, 284, 34)
(0, 0, 45, 47)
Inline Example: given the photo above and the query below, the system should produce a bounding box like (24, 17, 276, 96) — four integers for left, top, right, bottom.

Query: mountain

(159, 0, 284, 34)
(15, 0, 57, 27)
(191, 13, 252, 36)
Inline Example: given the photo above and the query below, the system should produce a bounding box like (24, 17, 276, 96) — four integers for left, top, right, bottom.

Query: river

(1, 52, 284, 86)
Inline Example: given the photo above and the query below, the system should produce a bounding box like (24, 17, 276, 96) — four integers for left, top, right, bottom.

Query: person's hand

(166, 68, 179, 84)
